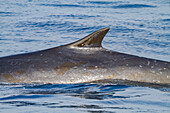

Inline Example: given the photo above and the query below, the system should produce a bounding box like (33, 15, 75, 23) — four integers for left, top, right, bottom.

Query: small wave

(0, 12, 13, 14)
(0, 12, 16, 16)
(18, 39, 40, 43)
(48, 14, 97, 19)
(66, 26, 105, 33)
(161, 19, 170, 22)
(87, 1, 124, 5)
(0, 95, 50, 101)
(16, 21, 65, 28)
(39, 3, 156, 9)
(0, 101, 57, 107)
(112, 4, 156, 8)
(39, 3, 87, 8)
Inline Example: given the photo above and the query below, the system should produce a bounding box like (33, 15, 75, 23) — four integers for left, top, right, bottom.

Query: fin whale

(0, 28, 169, 84)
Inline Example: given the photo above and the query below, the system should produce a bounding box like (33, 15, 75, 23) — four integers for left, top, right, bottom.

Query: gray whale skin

(0, 28, 169, 84)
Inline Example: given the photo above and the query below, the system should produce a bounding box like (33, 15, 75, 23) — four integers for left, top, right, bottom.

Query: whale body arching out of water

(0, 28, 170, 84)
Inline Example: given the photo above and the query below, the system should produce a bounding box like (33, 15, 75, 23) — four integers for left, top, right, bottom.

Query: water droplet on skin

(74, 66, 77, 69)
(10, 62, 13, 65)
(151, 70, 155, 73)
(10, 62, 17, 66)
(158, 68, 162, 71)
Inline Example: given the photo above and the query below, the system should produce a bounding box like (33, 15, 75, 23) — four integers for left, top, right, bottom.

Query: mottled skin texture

(0, 28, 170, 84)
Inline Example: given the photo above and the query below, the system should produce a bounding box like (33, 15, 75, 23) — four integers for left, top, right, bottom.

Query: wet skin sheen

(0, 28, 169, 84)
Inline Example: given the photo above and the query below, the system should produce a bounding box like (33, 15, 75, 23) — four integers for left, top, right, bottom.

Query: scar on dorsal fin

(67, 27, 110, 47)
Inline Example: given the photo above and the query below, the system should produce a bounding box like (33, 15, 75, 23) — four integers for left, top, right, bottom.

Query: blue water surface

(0, 83, 170, 113)
(0, 0, 170, 113)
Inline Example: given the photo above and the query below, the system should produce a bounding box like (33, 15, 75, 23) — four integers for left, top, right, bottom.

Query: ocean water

(0, 0, 170, 113)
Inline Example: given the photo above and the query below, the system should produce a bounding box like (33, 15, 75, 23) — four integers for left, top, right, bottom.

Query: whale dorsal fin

(68, 27, 110, 47)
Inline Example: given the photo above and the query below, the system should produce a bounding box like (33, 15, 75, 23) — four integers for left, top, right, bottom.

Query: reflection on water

(0, 83, 170, 113)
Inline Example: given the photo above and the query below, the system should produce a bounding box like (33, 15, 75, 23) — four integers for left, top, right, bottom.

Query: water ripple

(161, 19, 170, 22)
(0, 12, 17, 16)
(0, 83, 170, 112)
(112, 4, 157, 8)
(39, 3, 88, 8)
(87, 1, 125, 5)
(0, 94, 51, 101)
